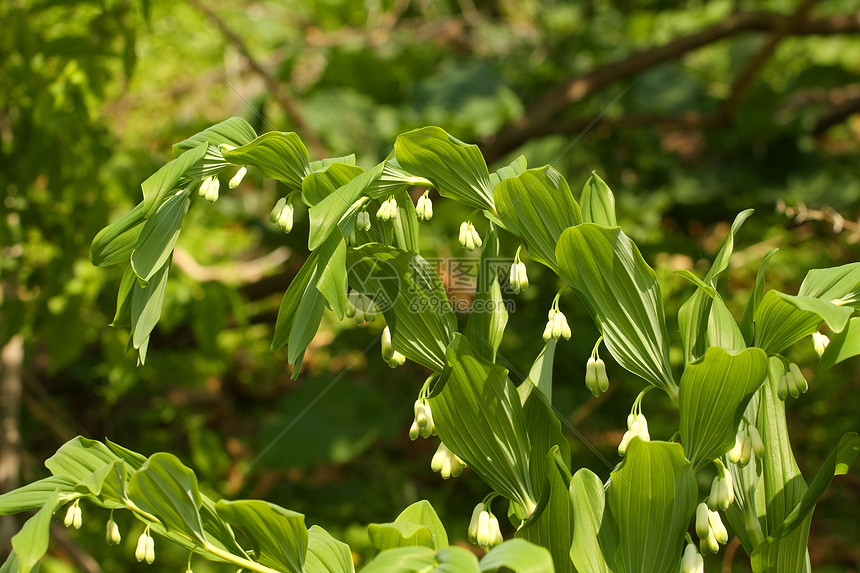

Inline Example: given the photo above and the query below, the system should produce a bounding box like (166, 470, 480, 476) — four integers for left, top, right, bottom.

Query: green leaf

(395, 126, 494, 212)
(390, 187, 420, 253)
(463, 226, 507, 363)
(45, 436, 121, 481)
(131, 259, 171, 359)
(479, 538, 554, 573)
(605, 439, 696, 573)
(306, 526, 355, 573)
(740, 249, 779, 344)
(308, 162, 385, 250)
(172, 117, 258, 156)
(301, 162, 364, 207)
(579, 172, 616, 226)
(367, 522, 433, 552)
(216, 499, 308, 573)
(488, 155, 527, 189)
(0, 550, 21, 573)
(515, 448, 573, 573)
(361, 546, 435, 572)
(75, 459, 128, 507)
(315, 233, 349, 320)
(434, 546, 482, 573)
(749, 520, 811, 573)
(556, 224, 676, 396)
(819, 316, 860, 371)
(767, 432, 859, 541)
(347, 245, 457, 371)
(184, 144, 230, 181)
(754, 291, 853, 355)
(105, 438, 147, 470)
(428, 335, 536, 513)
(128, 453, 206, 543)
(392, 500, 449, 550)
(798, 261, 860, 302)
(569, 469, 610, 573)
(0, 476, 77, 515)
(271, 251, 320, 351)
(678, 346, 769, 469)
(141, 142, 207, 217)
(11, 490, 59, 573)
(130, 190, 190, 284)
(90, 202, 145, 267)
(222, 131, 310, 192)
(494, 166, 581, 271)
(519, 379, 569, 495)
(288, 266, 326, 366)
(524, 340, 557, 402)
(110, 265, 136, 327)
(309, 154, 356, 172)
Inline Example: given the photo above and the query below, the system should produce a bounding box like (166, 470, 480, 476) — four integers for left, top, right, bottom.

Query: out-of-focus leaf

(130, 190, 189, 284)
(819, 316, 860, 371)
(605, 439, 696, 573)
(305, 526, 355, 573)
(464, 226, 507, 362)
(128, 453, 206, 543)
(678, 346, 768, 469)
(90, 201, 145, 267)
(141, 142, 206, 216)
(579, 172, 616, 226)
(11, 490, 59, 573)
(754, 291, 853, 355)
(428, 335, 536, 513)
(479, 538, 554, 572)
(556, 224, 676, 396)
(395, 126, 494, 212)
(172, 117, 257, 156)
(216, 499, 308, 573)
(347, 245, 456, 371)
(222, 131, 310, 192)
(569, 469, 610, 573)
(494, 166, 581, 271)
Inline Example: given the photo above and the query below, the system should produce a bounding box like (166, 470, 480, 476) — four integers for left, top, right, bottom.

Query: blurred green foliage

(1, 0, 859, 570)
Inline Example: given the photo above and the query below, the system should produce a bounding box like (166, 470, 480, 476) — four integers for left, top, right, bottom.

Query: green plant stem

(203, 542, 284, 573)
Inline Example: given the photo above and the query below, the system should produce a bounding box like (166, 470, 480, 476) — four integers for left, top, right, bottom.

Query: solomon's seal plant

(1, 119, 858, 572)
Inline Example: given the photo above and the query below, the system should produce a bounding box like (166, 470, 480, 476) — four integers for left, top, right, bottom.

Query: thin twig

(172, 246, 291, 285)
(185, 0, 328, 158)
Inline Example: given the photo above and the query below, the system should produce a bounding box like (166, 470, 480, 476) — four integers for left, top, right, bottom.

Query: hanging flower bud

(680, 543, 704, 573)
(106, 517, 121, 545)
(695, 502, 710, 540)
(228, 166, 247, 189)
(64, 500, 82, 529)
(595, 358, 609, 393)
(198, 176, 219, 203)
(470, 224, 482, 250)
(488, 514, 503, 548)
(748, 425, 765, 458)
(812, 332, 830, 357)
(386, 350, 406, 368)
(702, 527, 719, 554)
(708, 510, 728, 545)
(476, 510, 491, 548)
(585, 357, 599, 397)
(357, 209, 372, 231)
(431, 441, 466, 479)
(618, 413, 650, 456)
(712, 467, 734, 510)
(413, 399, 435, 438)
(509, 262, 522, 294)
(740, 434, 753, 466)
(135, 532, 149, 562)
(777, 371, 790, 400)
(376, 197, 398, 222)
(144, 533, 155, 564)
(416, 192, 433, 222)
(788, 363, 808, 395)
(728, 427, 747, 465)
(468, 503, 484, 544)
(381, 326, 395, 361)
(277, 201, 294, 233)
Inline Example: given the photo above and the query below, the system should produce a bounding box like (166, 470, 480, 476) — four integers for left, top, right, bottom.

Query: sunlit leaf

(271, 251, 320, 351)
(463, 226, 507, 363)
(569, 469, 610, 573)
(301, 162, 364, 207)
(494, 166, 581, 271)
(216, 499, 308, 573)
(360, 546, 435, 572)
(819, 316, 860, 371)
(798, 262, 860, 303)
(395, 126, 494, 212)
(740, 249, 779, 344)
(679, 346, 768, 469)
(172, 117, 258, 156)
(141, 142, 207, 216)
(131, 259, 171, 358)
(0, 476, 76, 515)
(90, 202, 146, 267)
(11, 490, 59, 573)
(305, 526, 355, 573)
(754, 291, 853, 355)
(308, 162, 385, 250)
(45, 436, 121, 481)
(222, 131, 309, 192)
(489, 155, 527, 189)
(479, 538, 554, 573)
(130, 190, 190, 284)
(556, 224, 676, 396)
(579, 172, 616, 226)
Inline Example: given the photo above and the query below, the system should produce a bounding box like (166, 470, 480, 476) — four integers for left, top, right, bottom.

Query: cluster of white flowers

(778, 362, 808, 400)
(135, 527, 156, 564)
(509, 247, 529, 294)
(197, 176, 220, 203)
(356, 209, 372, 232)
(63, 500, 83, 529)
(709, 464, 734, 511)
(468, 503, 503, 549)
(458, 221, 482, 251)
(430, 441, 466, 479)
(680, 542, 704, 573)
(618, 412, 650, 456)
(376, 196, 398, 222)
(381, 326, 406, 368)
(728, 419, 764, 467)
(409, 397, 435, 440)
(345, 290, 377, 325)
(695, 502, 728, 554)
(542, 307, 571, 341)
(269, 197, 294, 233)
(416, 192, 433, 222)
